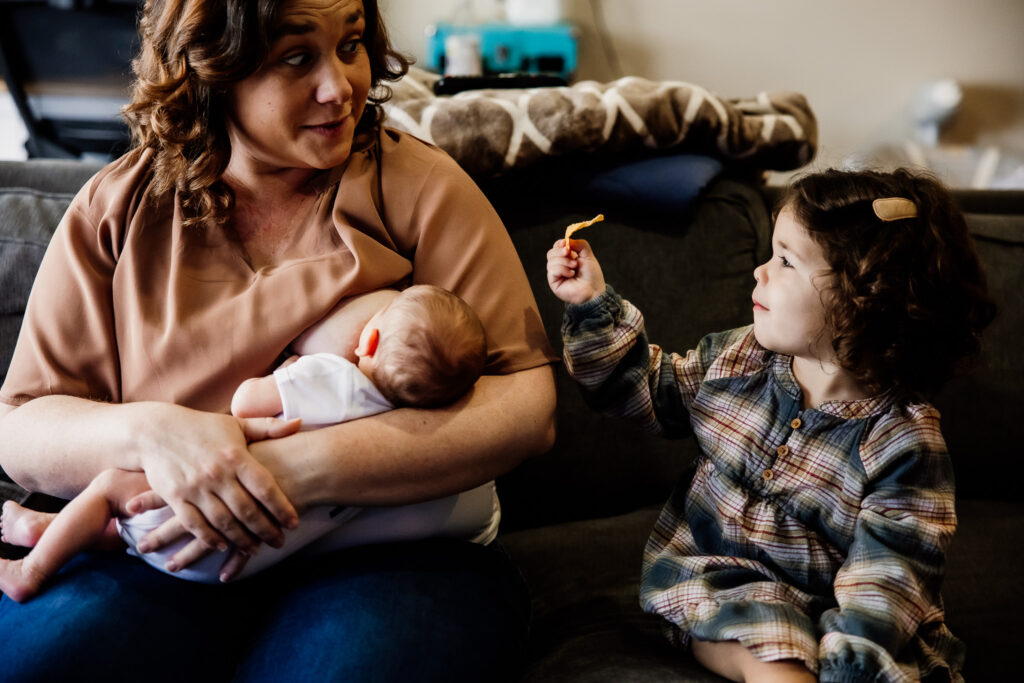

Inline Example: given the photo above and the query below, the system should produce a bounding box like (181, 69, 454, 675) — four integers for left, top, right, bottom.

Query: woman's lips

(305, 115, 351, 137)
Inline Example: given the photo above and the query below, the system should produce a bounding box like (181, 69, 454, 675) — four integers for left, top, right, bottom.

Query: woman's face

(225, 0, 372, 175)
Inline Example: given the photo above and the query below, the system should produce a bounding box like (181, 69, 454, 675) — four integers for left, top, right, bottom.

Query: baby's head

(355, 285, 487, 408)
(773, 168, 996, 399)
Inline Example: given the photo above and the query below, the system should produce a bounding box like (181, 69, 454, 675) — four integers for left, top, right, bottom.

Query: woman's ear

(355, 328, 380, 358)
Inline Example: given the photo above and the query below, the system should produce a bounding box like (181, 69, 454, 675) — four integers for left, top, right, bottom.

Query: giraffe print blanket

(382, 67, 817, 177)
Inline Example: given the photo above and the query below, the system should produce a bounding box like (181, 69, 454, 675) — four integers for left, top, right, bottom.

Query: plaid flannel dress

(562, 288, 964, 683)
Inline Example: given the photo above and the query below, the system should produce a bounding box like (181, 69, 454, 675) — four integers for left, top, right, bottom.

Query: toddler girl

(546, 168, 995, 682)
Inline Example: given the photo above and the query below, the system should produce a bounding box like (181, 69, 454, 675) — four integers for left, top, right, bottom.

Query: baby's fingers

(137, 515, 192, 555)
(125, 490, 167, 516)
(218, 549, 252, 583)
(166, 537, 219, 573)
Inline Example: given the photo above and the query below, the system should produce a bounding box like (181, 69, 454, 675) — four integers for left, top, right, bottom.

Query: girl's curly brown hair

(122, 0, 409, 228)
(779, 168, 996, 400)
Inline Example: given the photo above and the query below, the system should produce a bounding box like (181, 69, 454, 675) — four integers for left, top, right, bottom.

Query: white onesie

(116, 353, 501, 583)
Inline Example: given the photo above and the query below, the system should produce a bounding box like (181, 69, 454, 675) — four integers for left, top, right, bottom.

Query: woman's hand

(547, 238, 607, 304)
(127, 403, 300, 556)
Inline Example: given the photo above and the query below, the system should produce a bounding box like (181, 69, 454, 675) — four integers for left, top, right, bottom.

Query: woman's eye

(282, 51, 310, 67)
(339, 38, 363, 56)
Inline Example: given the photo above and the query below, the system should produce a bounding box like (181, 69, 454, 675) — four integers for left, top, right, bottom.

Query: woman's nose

(315, 59, 354, 104)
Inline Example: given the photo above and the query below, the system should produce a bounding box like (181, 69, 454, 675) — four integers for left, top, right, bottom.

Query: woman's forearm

(0, 396, 147, 497)
(252, 364, 557, 509)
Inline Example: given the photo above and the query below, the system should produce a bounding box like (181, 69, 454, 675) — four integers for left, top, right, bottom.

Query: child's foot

(1, 500, 53, 548)
(0, 557, 46, 603)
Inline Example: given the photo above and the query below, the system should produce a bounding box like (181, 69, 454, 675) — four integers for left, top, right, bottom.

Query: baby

(1, 284, 489, 600)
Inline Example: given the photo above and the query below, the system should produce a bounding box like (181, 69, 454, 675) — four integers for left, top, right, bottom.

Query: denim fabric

(0, 539, 529, 682)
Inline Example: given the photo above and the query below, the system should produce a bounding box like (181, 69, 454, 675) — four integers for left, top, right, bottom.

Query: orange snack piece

(563, 214, 604, 247)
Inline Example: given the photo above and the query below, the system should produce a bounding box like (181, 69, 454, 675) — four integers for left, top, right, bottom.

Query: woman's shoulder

(79, 148, 156, 205)
(372, 127, 470, 183)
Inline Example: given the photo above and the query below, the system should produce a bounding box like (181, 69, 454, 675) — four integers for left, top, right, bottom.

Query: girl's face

(224, 0, 371, 175)
(751, 208, 834, 361)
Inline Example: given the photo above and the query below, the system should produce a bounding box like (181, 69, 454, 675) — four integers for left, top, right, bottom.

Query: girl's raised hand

(547, 238, 607, 304)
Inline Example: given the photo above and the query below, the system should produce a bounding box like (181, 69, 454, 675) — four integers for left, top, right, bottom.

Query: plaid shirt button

(777, 444, 790, 457)
(790, 417, 802, 429)
(762, 469, 774, 481)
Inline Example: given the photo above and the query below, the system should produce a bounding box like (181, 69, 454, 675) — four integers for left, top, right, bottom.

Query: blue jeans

(0, 539, 530, 682)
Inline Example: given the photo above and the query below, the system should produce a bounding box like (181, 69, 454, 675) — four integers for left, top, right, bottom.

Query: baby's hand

(546, 238, 607, 304)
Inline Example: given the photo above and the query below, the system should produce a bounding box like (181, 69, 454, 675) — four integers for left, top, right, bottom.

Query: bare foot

(1, 500, 54, 548)
(0, 557, 47, 603)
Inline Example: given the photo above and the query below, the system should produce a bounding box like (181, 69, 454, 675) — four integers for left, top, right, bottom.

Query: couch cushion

(501, 506, 720, 682)
(933, 212, 1024, 499)
(0, 189, 75, 387)
(492, 169, 771, 531)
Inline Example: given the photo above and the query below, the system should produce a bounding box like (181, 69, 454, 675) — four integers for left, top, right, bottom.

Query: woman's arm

(251, 364, 556, 510)
(0, 396, 299, 554)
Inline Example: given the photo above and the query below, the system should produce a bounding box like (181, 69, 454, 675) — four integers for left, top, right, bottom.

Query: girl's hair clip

(872, 197, 918, 222)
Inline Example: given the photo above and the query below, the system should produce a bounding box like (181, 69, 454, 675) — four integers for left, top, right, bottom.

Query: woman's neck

(791, 355, 870, 410)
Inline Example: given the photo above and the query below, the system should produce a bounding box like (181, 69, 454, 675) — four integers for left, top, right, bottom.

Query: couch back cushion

(486, 163, 773, 530)
(0, 161, 103, 386)
(934, 211, 1024, 499)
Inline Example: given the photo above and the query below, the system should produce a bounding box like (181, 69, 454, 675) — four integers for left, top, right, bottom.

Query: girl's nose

(315, 59, 353, 104)
(753, 262, 766, 283)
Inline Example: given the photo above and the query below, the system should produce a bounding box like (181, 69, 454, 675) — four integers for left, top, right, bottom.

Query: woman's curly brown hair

(122, 0, 409, 228)
(779, 168, 996, 400)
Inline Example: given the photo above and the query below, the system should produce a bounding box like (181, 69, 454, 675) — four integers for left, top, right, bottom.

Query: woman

(0, 0, 556, 679)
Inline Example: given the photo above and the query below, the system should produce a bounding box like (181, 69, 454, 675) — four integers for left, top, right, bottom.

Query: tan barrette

(872, 197, 918, 222)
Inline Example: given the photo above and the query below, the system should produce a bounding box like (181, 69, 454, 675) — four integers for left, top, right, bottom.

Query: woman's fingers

(233, 457, 299, 533)
(238, 416, 302, 442)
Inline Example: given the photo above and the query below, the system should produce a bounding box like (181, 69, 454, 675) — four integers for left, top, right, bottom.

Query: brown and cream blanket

(382, 67, 817, 177)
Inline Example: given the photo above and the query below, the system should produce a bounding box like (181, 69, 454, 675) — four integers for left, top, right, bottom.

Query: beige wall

(381, 0, 1024, 172)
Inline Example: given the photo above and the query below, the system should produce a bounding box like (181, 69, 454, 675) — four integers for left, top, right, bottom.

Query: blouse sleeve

(377, 134, 556, 375)
(0, 171, 127, 406)
(817, 409, 958, 683)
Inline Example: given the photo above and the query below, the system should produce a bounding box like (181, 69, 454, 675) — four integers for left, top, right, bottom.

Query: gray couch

(2, 156, 1022, 681)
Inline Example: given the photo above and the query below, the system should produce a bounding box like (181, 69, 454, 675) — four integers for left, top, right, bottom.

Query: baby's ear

(355, 328, 380, 358)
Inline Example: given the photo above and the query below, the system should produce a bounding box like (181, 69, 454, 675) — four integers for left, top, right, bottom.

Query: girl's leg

(234, 539, 531, 683)
(0, 469, 148, 602)
(692, 639, 816, 683)
(0, 500, 56, 547)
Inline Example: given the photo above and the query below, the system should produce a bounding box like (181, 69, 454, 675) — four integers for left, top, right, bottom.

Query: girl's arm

(818, 410, 957, 682)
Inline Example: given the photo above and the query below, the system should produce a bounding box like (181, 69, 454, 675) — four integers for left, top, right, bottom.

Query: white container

(444, 33, 483, 76)
(505, 0, 564, 25)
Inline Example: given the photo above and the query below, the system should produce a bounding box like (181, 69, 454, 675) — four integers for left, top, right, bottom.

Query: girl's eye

(779, 255, 792, 268)
(282, 51, 310, 67)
